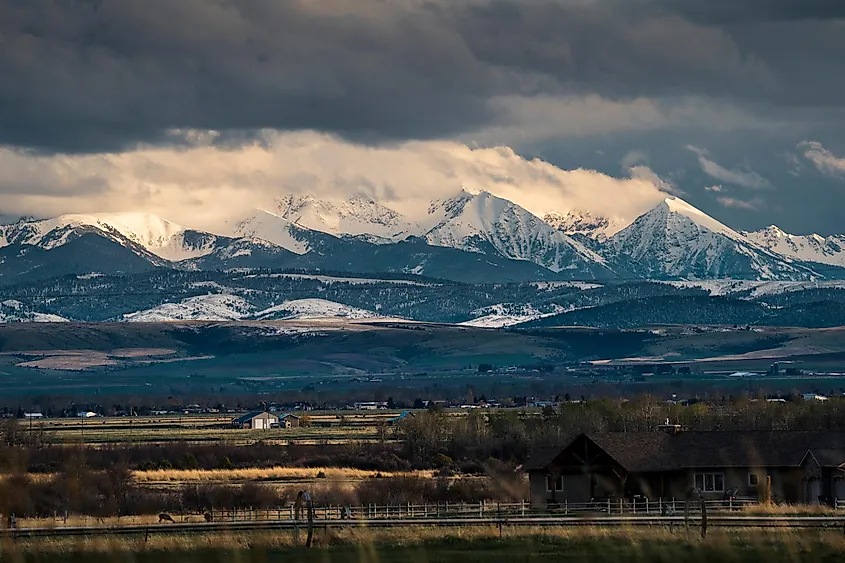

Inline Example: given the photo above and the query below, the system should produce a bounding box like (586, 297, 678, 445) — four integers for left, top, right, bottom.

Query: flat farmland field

(22, 412, 402, 445)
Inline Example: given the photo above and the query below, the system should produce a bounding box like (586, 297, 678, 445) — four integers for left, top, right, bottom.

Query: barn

(231, 411, 279, 429)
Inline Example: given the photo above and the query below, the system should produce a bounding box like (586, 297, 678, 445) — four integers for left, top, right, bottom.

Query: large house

(526, 429, 845, 509)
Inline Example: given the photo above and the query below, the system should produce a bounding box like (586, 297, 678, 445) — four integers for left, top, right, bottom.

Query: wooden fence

(210, 498, 761, 522)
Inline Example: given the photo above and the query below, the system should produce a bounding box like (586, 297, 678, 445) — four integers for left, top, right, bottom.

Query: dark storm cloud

(1, 0, 845, 152)
(647, 0, 845, 24)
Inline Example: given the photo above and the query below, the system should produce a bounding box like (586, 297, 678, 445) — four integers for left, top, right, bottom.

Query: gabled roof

(232, 410, 277, 423)
(528, 431, 845, 473)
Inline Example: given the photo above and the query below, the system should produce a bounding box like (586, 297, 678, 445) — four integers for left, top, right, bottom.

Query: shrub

(435, 453, 453, 467)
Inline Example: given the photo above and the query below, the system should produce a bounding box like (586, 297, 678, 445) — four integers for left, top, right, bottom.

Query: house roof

(232, 410, 277, 423)
(527, 431, 845, 473)
(388, 411, 414, 422)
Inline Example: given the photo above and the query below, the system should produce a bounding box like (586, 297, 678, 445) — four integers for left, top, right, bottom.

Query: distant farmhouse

(353, 402, 387, 410)
(527, 428, 845, 509)
(279, 414, 300, 428)
(232, 411, 278, 429)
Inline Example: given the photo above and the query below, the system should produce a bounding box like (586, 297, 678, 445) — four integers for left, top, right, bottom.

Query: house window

(546, 474, 563, 492)
(694, 473, 725, 492)
(749, 473, 759, 486)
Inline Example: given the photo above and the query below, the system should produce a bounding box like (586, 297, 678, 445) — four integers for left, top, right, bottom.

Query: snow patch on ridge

(254, 299, 385, 320)
(460, 303, 567, 328)
(124, 294, 253, 322)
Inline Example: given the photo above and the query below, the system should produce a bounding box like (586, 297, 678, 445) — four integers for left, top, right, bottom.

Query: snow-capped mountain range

(1, 191, 844, 285)
(743, 226, 845, 269)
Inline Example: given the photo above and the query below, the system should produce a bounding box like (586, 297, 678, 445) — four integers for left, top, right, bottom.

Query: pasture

(5, 526, 845, 563)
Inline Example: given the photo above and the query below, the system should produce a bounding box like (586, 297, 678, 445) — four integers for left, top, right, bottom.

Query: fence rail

(6, 498, 843, 537)
(208, 498, 760, 523)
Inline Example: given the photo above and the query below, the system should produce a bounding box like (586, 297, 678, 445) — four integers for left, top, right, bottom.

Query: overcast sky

(2, 0, 844, 234)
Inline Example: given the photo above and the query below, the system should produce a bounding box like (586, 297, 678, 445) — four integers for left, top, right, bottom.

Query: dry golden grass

(132, 467, 435, 484)
(740, 502, 840, 515)
(5, 525, 845, 558)
(13, 514, 211, 529)
(0, 472, 53, 484)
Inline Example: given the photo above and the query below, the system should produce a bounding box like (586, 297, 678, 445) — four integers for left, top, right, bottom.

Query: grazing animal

(204, 512, 214, 522)
(158, 513, 175, 523)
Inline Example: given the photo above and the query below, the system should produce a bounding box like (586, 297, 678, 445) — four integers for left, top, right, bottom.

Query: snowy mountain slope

(0, 299, 68, 322)
(274, 194, 414, 243)
(123, 294, 384, 322)
(606, 197, 821, 281)
(179, 237, 300, 271)
(0, 234, 162, 285)
(421, 190, 615, 278)
(279, 231, 572, 283)
(254, 298, 384, 320)
(744, 226, 845, 268)
(124, 294, 253, 322)
(543, 210, 625, 241)
(661, 279, 845, 299)
(247, 273, 437, 286)
(220, 209, 311, 254)
(0, 213, 225, 261)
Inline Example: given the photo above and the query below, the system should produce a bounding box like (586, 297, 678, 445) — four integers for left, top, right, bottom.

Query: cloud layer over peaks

(0, 132, 670, 229)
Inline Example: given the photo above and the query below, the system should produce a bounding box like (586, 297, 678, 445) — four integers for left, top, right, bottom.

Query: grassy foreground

(3, 526, 845, 563)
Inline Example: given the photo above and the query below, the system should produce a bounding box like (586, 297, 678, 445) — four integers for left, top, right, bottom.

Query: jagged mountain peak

(755, 224, 791, 239)
(543, 209, 622, 241)
(426, 188, 477, 218)
(656, 196, 745, 241)
(422, 189, 612, 277)
(273, 193, 409, 240)
(608, 198, 821, 280)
